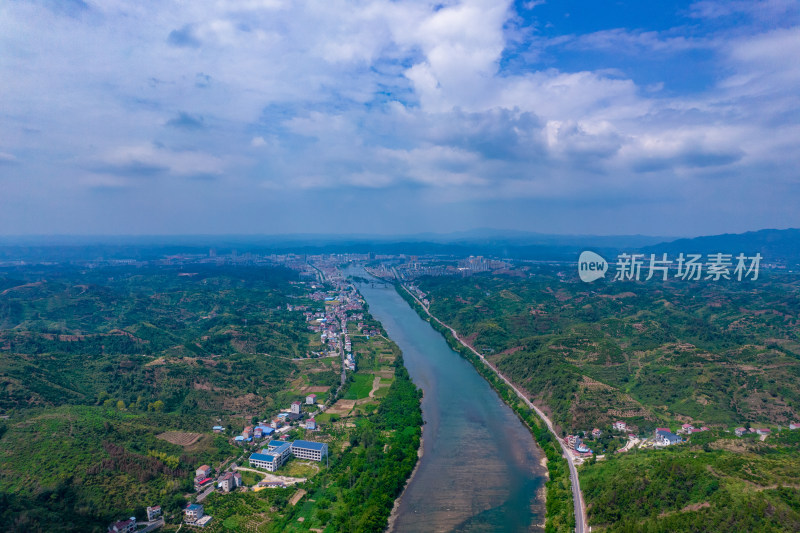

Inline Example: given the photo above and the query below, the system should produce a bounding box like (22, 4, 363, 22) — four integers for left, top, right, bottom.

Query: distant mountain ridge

(645, 228, 800, 266)
(0, 228, 797, 263)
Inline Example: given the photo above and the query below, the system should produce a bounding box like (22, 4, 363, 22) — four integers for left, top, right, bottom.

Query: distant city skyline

(1, 1, 799, 236)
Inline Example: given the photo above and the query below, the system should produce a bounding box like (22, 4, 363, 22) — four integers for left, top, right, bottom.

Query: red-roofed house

(291, 401, 302, 415)
(108, 518, 136, 533)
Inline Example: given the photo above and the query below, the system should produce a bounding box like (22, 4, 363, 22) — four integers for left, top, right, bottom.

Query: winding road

(402, 285, 588, 533)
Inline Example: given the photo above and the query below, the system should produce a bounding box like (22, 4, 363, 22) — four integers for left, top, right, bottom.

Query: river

(353, 275, 547, 532)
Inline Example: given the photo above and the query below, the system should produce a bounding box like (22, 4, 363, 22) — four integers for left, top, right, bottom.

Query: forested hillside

(410, 266, 800, 531)
(414, 267, 800, 431)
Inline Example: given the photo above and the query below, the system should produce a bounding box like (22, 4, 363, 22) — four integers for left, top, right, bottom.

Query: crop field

(157, 431, 203, 446)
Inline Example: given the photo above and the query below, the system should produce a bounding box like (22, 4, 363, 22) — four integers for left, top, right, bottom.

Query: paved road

(196, 485, 214, 502)
(404, 285, 588, 533)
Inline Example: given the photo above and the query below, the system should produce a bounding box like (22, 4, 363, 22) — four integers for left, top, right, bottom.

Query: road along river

(354, 276, 547, 532)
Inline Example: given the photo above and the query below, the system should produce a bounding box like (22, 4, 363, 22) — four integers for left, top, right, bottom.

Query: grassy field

(282, 459, 321, 478)
(239, 469, 263, 486)
(342, 373, 374, 400)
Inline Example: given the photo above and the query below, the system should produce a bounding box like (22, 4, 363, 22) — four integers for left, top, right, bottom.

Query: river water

(353, 276, 547, 532)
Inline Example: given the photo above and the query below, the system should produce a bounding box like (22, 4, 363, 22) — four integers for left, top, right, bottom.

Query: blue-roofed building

(291, 440, 328, 462)
(655, 429, 682, 446)
(267, 441, 293, 464)
(184, 503, 204, 521)
(249, 452, 279, 471)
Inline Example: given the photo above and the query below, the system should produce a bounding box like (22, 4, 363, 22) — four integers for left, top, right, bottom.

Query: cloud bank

(0, 0, 798, 235)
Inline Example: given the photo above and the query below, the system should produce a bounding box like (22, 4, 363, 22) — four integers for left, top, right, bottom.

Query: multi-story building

(185, 504, 204, 521)
(146, 506, 161, 521)
(249, 452, 279, 471)
(291, 440, 328, 462)
(250, 440, 293, 471)
(218, 472, 242, 492)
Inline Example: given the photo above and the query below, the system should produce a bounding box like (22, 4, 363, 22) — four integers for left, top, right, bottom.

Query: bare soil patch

(327, 399, 356, 415)
(301, 386, 330, 393)
(157, 431, 203, 447)
(289, 489, 307, 506)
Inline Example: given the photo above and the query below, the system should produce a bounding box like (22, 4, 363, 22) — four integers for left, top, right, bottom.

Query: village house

(613, 421, 627, 431)
(218, 472, 242, 492)
(655, 429, 682, 446)
(306, 394, 317, 405)
(291, 401, 302, 415)
(306, 419, 317, 430)
(591, 428, 602, 438)
(107, 518, 136, 533)
(789, 422, 800, 430)
(146, 506, 161, 521)
(196, 465, 212, 478)
(185, 503, 204, 521)
(735, 427, 747, 436)
(756, 428, 771, 436)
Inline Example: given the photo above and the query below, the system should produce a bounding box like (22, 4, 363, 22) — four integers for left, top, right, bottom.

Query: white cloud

(0, 0, 799, 234)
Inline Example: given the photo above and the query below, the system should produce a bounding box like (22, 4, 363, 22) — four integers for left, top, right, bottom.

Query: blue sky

(1, 0, 799, 236)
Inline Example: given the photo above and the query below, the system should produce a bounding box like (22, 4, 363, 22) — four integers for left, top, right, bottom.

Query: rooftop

(250, 452, 276, 462)
(292, 440, 327, 451)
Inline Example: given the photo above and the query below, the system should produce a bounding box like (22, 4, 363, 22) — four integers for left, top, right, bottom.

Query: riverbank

(396, 283, 582, 533)
(385, 421, 424, 532)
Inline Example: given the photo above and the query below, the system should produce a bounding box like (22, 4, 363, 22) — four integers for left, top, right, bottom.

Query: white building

(185, 504, 204, 521)
(292, 440, 328, 462)
(291, 401, 302, 415)
(249, 452, 279, 471)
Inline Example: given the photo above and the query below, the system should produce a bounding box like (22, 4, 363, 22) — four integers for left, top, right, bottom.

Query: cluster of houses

(233, 397, 320, 446)
(603, 420, 800, 449)
(679, 424, 710, 434)
(194, 464, 243, 493)
(565, 434, 593, 456)
(736, 427, 775, 436)
(107, 506, 161, 533)
(249, 439, 329, 472)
